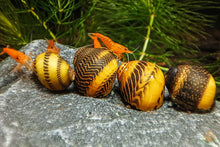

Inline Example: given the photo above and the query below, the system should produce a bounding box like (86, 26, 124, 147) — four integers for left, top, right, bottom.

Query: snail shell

(117, 60, 165, 111)
(73, 47, 118, 98)
(32, 52, 75, 91)
(165, 65, 216, 113)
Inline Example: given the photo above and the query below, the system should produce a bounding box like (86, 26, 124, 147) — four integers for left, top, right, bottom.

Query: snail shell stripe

(33, 52, 74, 91)
(118, 61, 165, 111)
(74, 47, 118, 97)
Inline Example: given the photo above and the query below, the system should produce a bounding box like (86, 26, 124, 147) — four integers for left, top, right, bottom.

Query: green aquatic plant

(93, 0, 217, 63)
(0, 0, 29, 47)
(0, 0, 96, 47)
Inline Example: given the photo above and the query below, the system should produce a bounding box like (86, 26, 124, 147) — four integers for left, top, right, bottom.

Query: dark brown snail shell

(165, 65, 216, 113)
(117, 60, 165, 111)
(73, 47, 118, 98)
(32, 52, 75, 91)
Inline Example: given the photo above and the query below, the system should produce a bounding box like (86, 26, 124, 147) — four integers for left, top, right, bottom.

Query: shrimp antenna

(129, 46, 139, 60)
(82, 44, 94, 48)
(30, 32, 33, 42)
(131, 52, 137, 60)
(87, 33, 94, 37)
(133, 45, 140, 53)
(126, 53, 130, 62)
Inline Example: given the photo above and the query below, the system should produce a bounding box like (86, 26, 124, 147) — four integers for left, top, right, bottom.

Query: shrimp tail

(46, 39, 60, 54)
(88, 33, 113, 49)
(88, 33, 102, 48)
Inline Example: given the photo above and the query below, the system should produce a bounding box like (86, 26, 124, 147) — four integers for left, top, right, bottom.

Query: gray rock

(0, 40, 219, 147)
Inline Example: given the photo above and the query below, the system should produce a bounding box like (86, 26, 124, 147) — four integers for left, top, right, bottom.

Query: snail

(32, 40, 75, 91)
(0, 40, 75, 91)
(32, 52, 75, 91)
(73, 47, 118, 98)
(165, 65, 216, 113)
(117, 60, 165, 111)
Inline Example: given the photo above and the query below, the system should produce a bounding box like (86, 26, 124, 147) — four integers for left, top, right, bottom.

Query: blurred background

(0, 0, 219, 100)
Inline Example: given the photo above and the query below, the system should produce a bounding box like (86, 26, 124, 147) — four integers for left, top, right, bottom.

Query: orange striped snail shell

(117, 60, 165, 111)
(73, 47, 118, 98)
(165, 65, 216, 113)
(32, 52, 75, 91)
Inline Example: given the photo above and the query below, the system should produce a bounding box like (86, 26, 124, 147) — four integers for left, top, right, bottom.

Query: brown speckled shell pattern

(165, 65, 216, 113)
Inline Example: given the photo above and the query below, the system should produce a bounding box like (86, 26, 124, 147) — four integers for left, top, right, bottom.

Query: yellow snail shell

(73, 47, 118, 98)
(117, 60, 165, 111)
(32, 52, 75, 91)
(165, 65, 216, 113)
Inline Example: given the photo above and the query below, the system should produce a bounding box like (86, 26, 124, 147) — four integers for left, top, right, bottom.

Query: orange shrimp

(46, 39, 60, 54)
(0, 45, 32, 71)
(88, 33, 132, 60)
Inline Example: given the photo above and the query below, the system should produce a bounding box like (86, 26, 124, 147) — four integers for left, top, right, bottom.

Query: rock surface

(0, 40, 219, 147)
